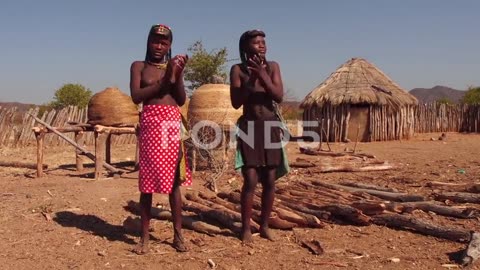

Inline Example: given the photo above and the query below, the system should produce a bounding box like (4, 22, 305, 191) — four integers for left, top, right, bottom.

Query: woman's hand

(172, 54, 188, 78)
(166, 55, 188, 84)
(247, 54, 269, 84)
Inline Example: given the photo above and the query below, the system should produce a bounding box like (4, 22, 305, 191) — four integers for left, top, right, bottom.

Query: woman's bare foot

(241, 230, 253, 244)
(133, 235, 150, 255)
(173, 234, 188, 252)
(259, 226, 275, 241)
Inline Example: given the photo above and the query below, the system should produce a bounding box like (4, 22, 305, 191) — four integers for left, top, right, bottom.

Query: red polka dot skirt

(139, 105, 192, 194)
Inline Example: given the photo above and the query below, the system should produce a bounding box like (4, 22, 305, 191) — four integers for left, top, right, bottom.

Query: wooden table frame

(32, 124, 138, 179)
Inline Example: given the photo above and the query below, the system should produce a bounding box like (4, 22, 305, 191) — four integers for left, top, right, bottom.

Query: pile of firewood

(126, 178, 480, 266)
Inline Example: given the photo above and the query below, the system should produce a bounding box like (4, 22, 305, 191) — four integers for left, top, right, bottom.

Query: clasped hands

(244, 54, 268, 91)
(165, 54, 188, 85)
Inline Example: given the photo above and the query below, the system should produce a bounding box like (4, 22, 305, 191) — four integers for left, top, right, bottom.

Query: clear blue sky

(1, 0, 479, 104)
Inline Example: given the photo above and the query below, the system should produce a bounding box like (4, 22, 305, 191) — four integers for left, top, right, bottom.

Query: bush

(50, 83, 92, 109)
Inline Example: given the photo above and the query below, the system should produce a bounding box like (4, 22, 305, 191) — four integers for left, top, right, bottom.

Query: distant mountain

(409, 86, 466, 104)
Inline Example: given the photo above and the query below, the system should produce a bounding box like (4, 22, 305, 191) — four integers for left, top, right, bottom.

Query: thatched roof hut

(301, 58, 418, 142)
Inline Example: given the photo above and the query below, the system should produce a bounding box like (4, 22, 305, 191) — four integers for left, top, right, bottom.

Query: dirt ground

(1, 132, 479, 270)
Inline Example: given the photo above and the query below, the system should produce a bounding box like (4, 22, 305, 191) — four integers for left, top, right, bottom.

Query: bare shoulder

(230, 63, 242, 72)
(230, 64, 244, 79)
(267, 61, 280, 69)
(131, 61, 145, 71)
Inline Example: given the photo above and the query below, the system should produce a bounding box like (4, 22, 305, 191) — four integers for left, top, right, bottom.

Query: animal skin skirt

(237, 116, 282, 168)
(139, 105, 192, 194)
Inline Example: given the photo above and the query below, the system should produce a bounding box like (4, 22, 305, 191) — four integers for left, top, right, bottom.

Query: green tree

(462, 86, 480, 105)
(50, 83, 92, 109)
(436, 97, 453, 104)
(184, 41, 228, 92)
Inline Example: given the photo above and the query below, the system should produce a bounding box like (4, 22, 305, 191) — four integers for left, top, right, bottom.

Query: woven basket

(188, 84, 242, 129)
(87, 87, 139, 126)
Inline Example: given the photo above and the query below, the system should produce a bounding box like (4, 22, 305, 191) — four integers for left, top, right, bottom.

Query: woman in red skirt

(130, 24, 192, 254)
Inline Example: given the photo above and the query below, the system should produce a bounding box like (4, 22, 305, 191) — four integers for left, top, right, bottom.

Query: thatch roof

(300, 58, 418, 108)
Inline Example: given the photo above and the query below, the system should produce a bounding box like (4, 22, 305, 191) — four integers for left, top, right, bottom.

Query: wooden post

(75, 131, 84, 172)
(95, 131, 108, 180)
(322, 128, 332, 152)
(344, 108, 350, 142)
(35, 131, 45, 177)
(317, 118, 323, 151)
(320, 118, 324, 149)
(353, 124, 361, 153)
(106, 133, 112, 164)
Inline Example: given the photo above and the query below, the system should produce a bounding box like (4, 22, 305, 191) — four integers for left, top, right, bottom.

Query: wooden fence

(0, 106, 137, 147)
(2, 103, 480, 147)
(302, 103, 480, 142)
(414, 103, 480, 133)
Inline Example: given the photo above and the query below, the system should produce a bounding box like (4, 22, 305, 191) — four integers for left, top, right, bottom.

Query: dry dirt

(1, 132, 479, 270)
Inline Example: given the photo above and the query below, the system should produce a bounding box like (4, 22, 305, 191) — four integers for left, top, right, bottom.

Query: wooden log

(387, 201, 480, 219)
(29, 113, 122, 174)
(274, 207, 324, 228)
(35, 132, 45, 177)
(184, 192, 259, 232)
(95, 132, 108, 179)
(434, 192, 480, 204)
(339, 181, 399, 193)
(318, 163, 394, 173)
(462, 232, 480, 267)
(294, 181, 374, 201)
(218, 191, 323, 228)
(277, 194, 369, 225)
(196, 192, 296, 230)
(350, 202, 386, 216)
(276, 199, 331, 221)
(278, 189, 349, 205)
(316, 204, 371, 225)
(299, 147, 375, 159)
(426, 181, 480, 193)
(94, 125, 136, 134)
(372, 213, 471, 242)
(182, 198, 244, 233)
(74, 131, 84, 172)
(106, 134, 112, 164)
(67, 122, 92, 127)
(181, 215, 231, 236)
(126, 200, 228, 236)
(273, 192, 369, 225)
(289, 161, 316, 168)
(312, 181, 425, 202)
(0, 161, 48, 170)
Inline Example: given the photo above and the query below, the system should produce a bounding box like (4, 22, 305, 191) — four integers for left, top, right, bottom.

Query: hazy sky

(1, 0, 479, 104)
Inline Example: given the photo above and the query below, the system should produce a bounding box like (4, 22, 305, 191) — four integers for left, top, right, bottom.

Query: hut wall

(303, 104, 416, 142)
(346, 106, 370, 142)
(368, 105, 415, 141)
